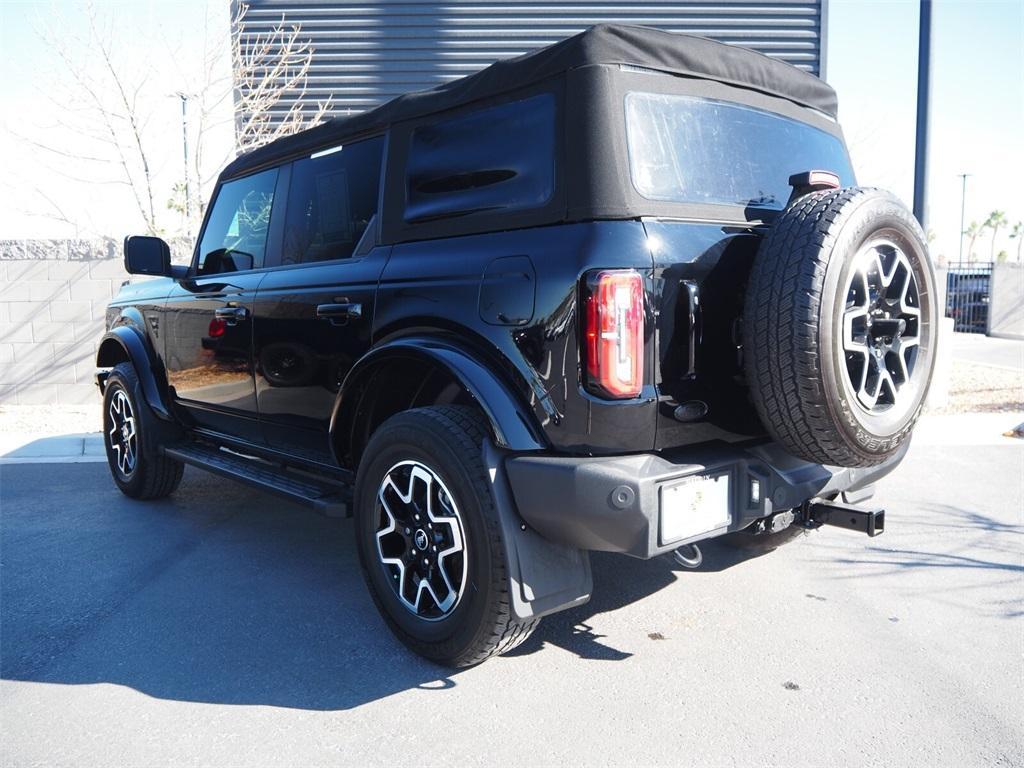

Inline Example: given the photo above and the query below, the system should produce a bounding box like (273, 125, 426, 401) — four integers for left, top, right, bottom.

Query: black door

(252, 136, 387, 463)
(164, 167, 281, 442)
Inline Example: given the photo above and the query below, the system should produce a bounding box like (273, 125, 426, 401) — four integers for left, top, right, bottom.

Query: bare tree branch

(32, 4, 160, 234)
(7, 129, 112, 164)
(19, 0, 332, 244)
(230, 3, 332, 155)
(87, 6, 158, 229)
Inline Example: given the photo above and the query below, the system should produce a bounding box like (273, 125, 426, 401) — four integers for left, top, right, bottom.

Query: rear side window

(282, 136, 384, 264)
(625, 92, 854, 211)
(404, 93, 555, 223)
(197, 168, 278, 274)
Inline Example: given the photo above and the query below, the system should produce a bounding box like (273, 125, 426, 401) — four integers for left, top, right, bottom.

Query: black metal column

(913, 0, 933, 229)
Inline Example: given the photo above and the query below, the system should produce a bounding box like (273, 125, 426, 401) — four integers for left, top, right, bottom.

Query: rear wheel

(102, 362, 183, 499)
(353, 406, 537, 667)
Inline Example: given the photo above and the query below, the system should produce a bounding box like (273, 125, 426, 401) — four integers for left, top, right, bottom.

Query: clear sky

(828, 0, 1023, 262)
(1, 0, 1022, 261)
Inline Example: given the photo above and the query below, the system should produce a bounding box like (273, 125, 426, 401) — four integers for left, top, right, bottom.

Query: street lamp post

(912, 0, 933, 230)
(176, 93, 191, 236)
(958, 173, 971, 262)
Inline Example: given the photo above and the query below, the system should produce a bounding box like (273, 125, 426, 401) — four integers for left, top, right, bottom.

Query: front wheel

(353, 406, 537, 667)
(102, 362, 184, 499)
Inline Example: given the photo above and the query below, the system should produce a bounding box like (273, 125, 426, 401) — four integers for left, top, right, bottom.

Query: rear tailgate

(644, 219, 767, 450)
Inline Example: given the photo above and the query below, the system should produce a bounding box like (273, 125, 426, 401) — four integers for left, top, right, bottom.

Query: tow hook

(804, 501, 885, 537)
(672, 543, 703, 569)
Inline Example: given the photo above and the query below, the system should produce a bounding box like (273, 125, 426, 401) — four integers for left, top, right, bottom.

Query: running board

(164, 443, 349, 517)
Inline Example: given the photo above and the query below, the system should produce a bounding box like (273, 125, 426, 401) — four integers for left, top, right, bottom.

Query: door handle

(316, 303, 362, 321)
(214, 306, 248, 325)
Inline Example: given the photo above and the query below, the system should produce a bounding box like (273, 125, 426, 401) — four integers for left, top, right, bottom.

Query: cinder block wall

(0, 258, 127, 405)
(0, 239, 190, 406)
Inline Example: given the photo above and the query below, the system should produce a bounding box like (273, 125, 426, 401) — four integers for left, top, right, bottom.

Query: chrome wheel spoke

(374, 461, 467, 621)
(894, 262, 921, 320)
(890, 334, 918, 385)
(843, 307, 870, 351)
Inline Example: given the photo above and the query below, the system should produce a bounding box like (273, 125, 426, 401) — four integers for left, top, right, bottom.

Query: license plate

(659, 474, 731, 544)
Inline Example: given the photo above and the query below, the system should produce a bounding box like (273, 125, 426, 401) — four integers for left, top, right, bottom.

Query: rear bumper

(504, 440, 907, 559)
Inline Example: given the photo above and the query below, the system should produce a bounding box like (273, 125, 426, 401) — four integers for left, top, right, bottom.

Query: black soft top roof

(223, 24, 837, 180)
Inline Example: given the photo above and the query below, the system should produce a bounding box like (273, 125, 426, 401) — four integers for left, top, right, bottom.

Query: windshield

(625, 92, 854, 211)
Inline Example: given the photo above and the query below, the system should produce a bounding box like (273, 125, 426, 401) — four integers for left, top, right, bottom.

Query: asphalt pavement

(1, 431, 1021, 767)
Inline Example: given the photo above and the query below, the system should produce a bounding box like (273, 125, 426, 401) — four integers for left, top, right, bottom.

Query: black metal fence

(945, 262, 992, 334)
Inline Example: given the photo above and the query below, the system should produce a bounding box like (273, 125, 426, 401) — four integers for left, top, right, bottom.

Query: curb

(0, 432, 107, 464)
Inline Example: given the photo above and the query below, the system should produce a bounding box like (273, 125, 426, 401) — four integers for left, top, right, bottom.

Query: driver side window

(196, 168, 279, 274)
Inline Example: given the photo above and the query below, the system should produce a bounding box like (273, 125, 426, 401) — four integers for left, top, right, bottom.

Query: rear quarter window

(404, 93, 556, 223)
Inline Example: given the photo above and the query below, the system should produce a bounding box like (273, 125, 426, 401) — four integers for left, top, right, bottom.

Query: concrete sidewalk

(0, 432, 105, 464)
(912, 412, 1024, 444)
(951, 332, 1024, 371)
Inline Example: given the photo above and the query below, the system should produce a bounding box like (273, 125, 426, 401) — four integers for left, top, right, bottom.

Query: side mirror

(124, 235, 171, 277)
(199, 249, 254, 275)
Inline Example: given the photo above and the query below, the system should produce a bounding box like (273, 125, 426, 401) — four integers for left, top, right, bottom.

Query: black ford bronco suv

(98, 26, 937, 666)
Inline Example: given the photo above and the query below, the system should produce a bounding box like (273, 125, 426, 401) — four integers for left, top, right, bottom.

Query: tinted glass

(405, 93, 555, 223)
(625, 92, 854, 210)
(197, 168, 278, 274)
(282, 136, 384, 264)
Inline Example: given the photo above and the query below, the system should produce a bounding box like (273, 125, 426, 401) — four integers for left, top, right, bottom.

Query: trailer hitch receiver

(805, 501, 885, 537)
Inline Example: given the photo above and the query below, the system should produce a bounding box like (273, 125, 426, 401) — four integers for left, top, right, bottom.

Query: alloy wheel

(374, 460, 468, 621)
(107, 388, 138, 476)
(841, 239, 923, 413)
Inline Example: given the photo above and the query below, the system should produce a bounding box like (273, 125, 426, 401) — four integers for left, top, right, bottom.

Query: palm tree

(965, 221, 981, 262)
(984, 210, 1008, 261)
(1010, 221, 1023, 263)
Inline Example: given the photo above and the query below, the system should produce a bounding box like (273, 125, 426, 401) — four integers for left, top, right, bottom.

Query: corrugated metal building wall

(234, 0, 828, 124)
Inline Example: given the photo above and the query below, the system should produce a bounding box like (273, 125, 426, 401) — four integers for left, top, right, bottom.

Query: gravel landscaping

(930, 360, 1023, 415)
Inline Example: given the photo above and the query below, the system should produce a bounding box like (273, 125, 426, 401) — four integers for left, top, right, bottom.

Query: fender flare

(96, 324, 173, 421)
(330, 335, 548, 466)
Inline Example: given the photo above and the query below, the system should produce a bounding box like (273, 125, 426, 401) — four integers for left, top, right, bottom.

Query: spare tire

(744, 187, 937, 467)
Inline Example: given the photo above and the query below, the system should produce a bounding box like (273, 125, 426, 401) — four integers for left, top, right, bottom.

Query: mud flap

(484, 442, 592, 621)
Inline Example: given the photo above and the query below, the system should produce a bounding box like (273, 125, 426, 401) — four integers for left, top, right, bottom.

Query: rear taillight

(583, 270, 645, 399)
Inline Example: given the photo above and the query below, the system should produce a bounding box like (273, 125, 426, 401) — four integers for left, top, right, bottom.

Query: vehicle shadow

(816, 501, 1023, 619)
(1, 464, 458, 711)
(510, 532, 794, 660)
(0, 463, 771, 711)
